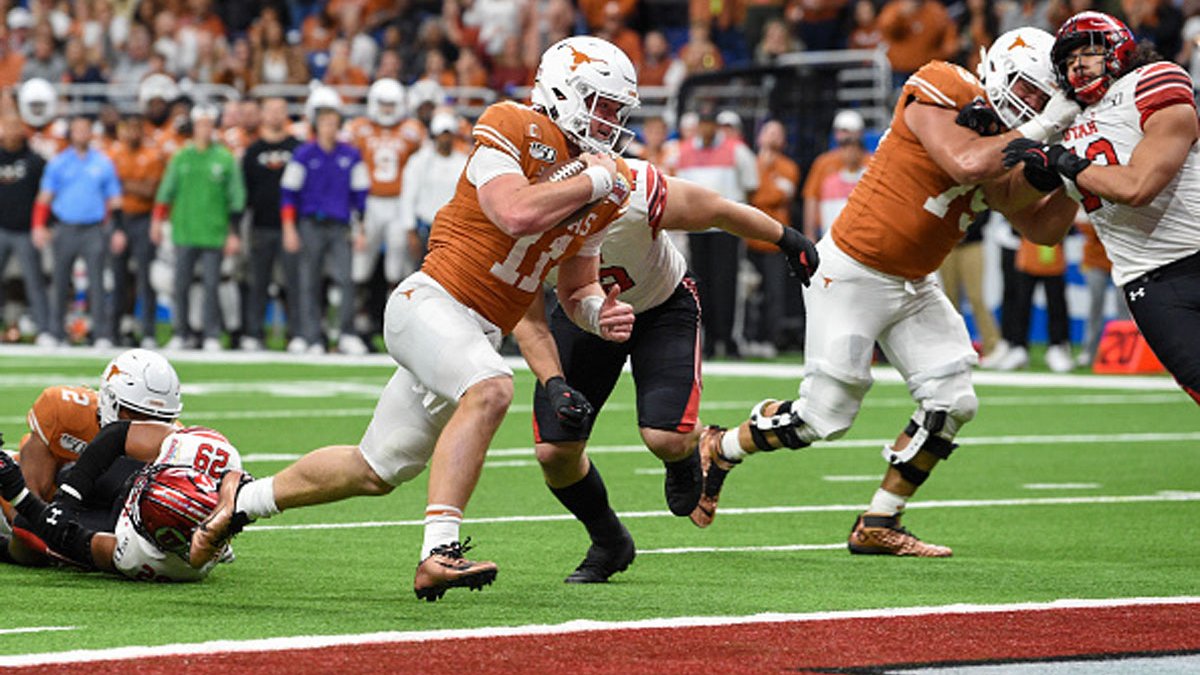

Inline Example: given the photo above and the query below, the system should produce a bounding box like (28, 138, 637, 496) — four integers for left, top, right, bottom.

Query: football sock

(868, 488, 908, 516)
(421, 504, 463, 560)
(549, 462, 624, 544)
(235, 477, 279, 520)
(720, 428, 747, 462)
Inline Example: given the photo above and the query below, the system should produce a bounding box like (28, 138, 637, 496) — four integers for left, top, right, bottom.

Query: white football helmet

(18, 78, 57, 128)
(980, 27, 1059, 129)
(531, 36, 640, 155)
(367, 78, 406, 127)
(98, 349, 183, 427)
(407, 79, 445, 111)
(305, 85, 343, 122)
(137, 74, 180, 112)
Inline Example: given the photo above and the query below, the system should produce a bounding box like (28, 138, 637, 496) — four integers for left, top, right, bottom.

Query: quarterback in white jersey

(1005, 11, 1200, 405)
(513, 158, 818, 583)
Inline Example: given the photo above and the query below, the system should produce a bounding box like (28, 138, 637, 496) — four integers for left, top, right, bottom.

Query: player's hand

(282, 226, 301, 253)
(1003, 139, 1089, 192)
(224, 232, 241, 257)
(1020, 90, 1081, 142)
(597, 284, 634, 343)
(544, 376, 594, 432)
(110, 228, 127, 255)
(31, 225, 50, 250)
(150, 220, 164, 246)
(0, 448, 26, 503)
(955, 97, 1003, 137)
(581, 152, 618, 182)
(776, 226, 819, 286)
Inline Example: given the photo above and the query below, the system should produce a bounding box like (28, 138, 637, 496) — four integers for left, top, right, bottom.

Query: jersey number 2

(1078, 138, 1118, 213)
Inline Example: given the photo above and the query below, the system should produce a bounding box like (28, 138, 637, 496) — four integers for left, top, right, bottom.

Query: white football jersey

(154, 426, 243, 479)
(1059, 61, 1200, 286)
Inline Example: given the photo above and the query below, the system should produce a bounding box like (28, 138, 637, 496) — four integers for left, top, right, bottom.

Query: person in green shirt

(151, 103, 245, 352)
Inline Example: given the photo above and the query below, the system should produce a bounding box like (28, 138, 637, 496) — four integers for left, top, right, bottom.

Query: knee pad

(795, 367, 870, 441)
(748, 399, 812, 451)
(907, 360, 979, 437)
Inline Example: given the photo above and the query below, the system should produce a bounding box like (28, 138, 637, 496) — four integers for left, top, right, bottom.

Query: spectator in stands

(454, 47, 489, 89)
(323, 38, 369, 86)
(489, 36, 531, 92)
(755, 17, 800, 64)
(743, 0, 784, 54)
(252, 9, 307, 86)
(152, 104, 245, 352)
(957, 0, 997, 73)
(939, 211, 1001, 363)
(107, 114, 165, 348)
(1124, 0, 1183, 62)
(22, 25, 65, 83)
(847, 0, 883, 51)
(280, 104, 368, 355)
(1180, 2, 1200, 87)
(464, 0, 523, 58)
(242, 96, 301, 352)
(579, 0, 636, 32)
(62, 37, 104, 89)
(398, 110, 467, 267)
(635, 116, 671, 167)
(596, 1, 643, 68)
(640, 30, 680, 88)
(0, 25, 25, 87)
(0, 115, 51, 346)
(375, 48, 403, 81)
(679, 20, 725, 76)
(417, 48, 456, 88)
(744, 119, 799, 358)
(790, 0, 849, 52)
(301, 5, 337, 53)
(877, 0, 957, 88)
(520, 0, 574, 72)
(676, 108, 759, 359)
(33, 115, 122, 348)
(802, 109, 868, 242)
(1075, 218, 1129, 369)
(997, 0, 1055, 34)
(110, 24, 153, 86)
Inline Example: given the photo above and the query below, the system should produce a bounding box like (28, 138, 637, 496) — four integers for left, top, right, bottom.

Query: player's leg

(690, 239, 882, 527)
(535, 301, 632, 582)
(1123, 255, 1200, 404)
(849, 280, 978, 557)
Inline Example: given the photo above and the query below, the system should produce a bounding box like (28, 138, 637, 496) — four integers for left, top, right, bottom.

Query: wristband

(32, 202, 50, 230)
(152, 202, 169, 223)
(1015, 118, 1051, 143)
(583, 166, 614, 202)
(576, 294, 604, 335)
(280, 204, 296, 226)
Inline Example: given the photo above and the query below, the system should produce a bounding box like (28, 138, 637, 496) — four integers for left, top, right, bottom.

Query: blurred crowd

(0, 0, 1194, 366)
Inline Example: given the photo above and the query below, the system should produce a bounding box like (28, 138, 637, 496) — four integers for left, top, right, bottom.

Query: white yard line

(242, 491, 1200, 533)
(0, 626, 76, 637)
(1, 596, 1195, 668)
(1022, 483, 1102, 490)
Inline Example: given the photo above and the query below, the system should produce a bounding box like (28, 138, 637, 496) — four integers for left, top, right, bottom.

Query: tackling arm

(660, 176, 785, 240)
(1073, 104, 1198, 208)
(512, 292, 565, 384)
(556, 253, 633, 342)
(907, 102, 1024, 185)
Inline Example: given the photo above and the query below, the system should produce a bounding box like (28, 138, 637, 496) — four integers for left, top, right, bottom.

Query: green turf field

(0, 351, 1197, 656)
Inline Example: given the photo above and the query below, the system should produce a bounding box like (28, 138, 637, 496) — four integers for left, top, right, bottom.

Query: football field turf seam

(241, 490, 1200, 532)
(1, 597, 1195, 668)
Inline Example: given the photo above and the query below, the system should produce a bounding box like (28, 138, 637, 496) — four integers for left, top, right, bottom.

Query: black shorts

(533, 276, 703, 443)
(1123, 249, 1200, 405)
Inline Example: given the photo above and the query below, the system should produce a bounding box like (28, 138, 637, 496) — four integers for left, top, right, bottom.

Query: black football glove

(776, 227, 819, 287)
(1003, 138, 1091, 193)
(544, 376, 594, 432)
(0, 448, 27, 503)
(955, 97, 1003, 137)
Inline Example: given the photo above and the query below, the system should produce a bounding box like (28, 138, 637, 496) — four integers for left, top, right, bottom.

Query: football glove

(777, 227, 819, 287)
(544, 376, 594, 432)
(955, 97, 1003, 137)
(1003, 139, 1091, 193)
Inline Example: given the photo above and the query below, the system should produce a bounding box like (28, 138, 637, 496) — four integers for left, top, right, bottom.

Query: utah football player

(688, 28, 1082, 554)
(191, 36, 641, 601)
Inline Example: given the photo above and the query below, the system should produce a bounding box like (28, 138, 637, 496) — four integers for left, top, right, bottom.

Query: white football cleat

(286, 337, 308, 354)
(337, 334, 368, 356)
(1045, 344, 1074, 373)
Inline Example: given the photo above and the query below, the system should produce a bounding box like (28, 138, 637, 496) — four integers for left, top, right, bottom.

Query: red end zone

(8, 601, 1199, 674)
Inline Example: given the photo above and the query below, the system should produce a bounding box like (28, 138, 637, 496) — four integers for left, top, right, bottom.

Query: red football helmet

(129, 465, 221, 558)
(1051, 11, 1137, 105)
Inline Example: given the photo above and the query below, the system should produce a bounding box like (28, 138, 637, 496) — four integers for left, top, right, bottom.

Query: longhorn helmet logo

(566, 45, 609, 74)
(1008, 35, 1029, 50)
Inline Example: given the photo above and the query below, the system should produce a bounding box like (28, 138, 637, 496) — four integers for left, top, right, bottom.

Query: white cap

(716, 110, 741, 128)
(7, 7, 31, 29)
(832, 109, 864, 133)
(190, 103, 219, 123)
(430, 112, 458, 136)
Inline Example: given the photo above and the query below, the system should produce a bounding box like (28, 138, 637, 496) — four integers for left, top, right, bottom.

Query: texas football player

(686, 28, 1081, 554)
(189, 36, 641, 601)
(17, 78, 66, 161)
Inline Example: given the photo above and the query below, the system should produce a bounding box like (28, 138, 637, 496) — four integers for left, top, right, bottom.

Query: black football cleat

(663, 444, 703, 516)
(564, 525, 636, 583)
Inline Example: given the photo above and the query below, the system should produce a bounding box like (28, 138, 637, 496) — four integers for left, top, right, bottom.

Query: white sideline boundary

(0, 626, 75, 636)
(1, 596, 1196, 668)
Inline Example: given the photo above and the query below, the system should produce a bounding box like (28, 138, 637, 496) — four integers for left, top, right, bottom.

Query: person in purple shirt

(280, 104, 370, 355)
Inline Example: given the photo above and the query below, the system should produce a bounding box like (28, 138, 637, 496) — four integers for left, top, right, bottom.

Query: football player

(1003, 12, 1200, 405)
(512, 158, 819, 582)
(0, 423, 244, 582)
(687, 28, 1082, 555)
(346, 78, 426, 288)
(17, 78, 66, 161)
(190, 36, 641, 602)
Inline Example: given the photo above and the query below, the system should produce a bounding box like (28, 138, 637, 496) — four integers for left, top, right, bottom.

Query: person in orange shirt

(744, 120, 800, 357)
(801, 110, 869, 241)
(107, 115, 166, 348)
(1011, 238, 1073, 372)
(0, 25, 25, 88)
(322, 39, 370, 88)
(878, 0, 958, 88)
(595, 1, 643, 69)
(189, 37, 641, 602)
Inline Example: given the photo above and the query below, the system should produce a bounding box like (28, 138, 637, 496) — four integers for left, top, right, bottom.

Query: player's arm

(555, 252, 633, 343)
(57, 421, 174, 505)
(476, 151, 618, 237)
(512, 292, 564, 384)
(997, 187, 1078, 246)
(15, 433, 58, 501)
(907, 102, 1022, 184)
(1072, 104, 1197, 207)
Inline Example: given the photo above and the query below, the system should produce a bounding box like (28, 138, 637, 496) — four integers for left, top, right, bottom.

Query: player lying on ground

(512, 158, 818, 582)
(1, 423, 244, 582)
(686, 28, 1081, 557)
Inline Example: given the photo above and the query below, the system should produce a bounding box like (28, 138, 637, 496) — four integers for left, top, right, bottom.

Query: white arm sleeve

(280, 161, 306, 191)
(577, 228, 606, 258)
(466, 145, 523, 188)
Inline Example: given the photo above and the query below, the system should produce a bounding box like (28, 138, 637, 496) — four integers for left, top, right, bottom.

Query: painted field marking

(634, 468, 665, 475)
(1022, 483, 1102, 490)
(641, 543, 844, 555)
(242, 491, 1200, 533)
(0, 626, 76, 637)
(1, 596, 1195, 668)
(822, 475, 880, 482)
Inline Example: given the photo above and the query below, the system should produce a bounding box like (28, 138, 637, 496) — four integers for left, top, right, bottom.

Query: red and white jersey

(346, 117, 425, 198)
(154, 426, 243, 479)
(1059, 61, 1200, 286)
(551, 158, 682, 314)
